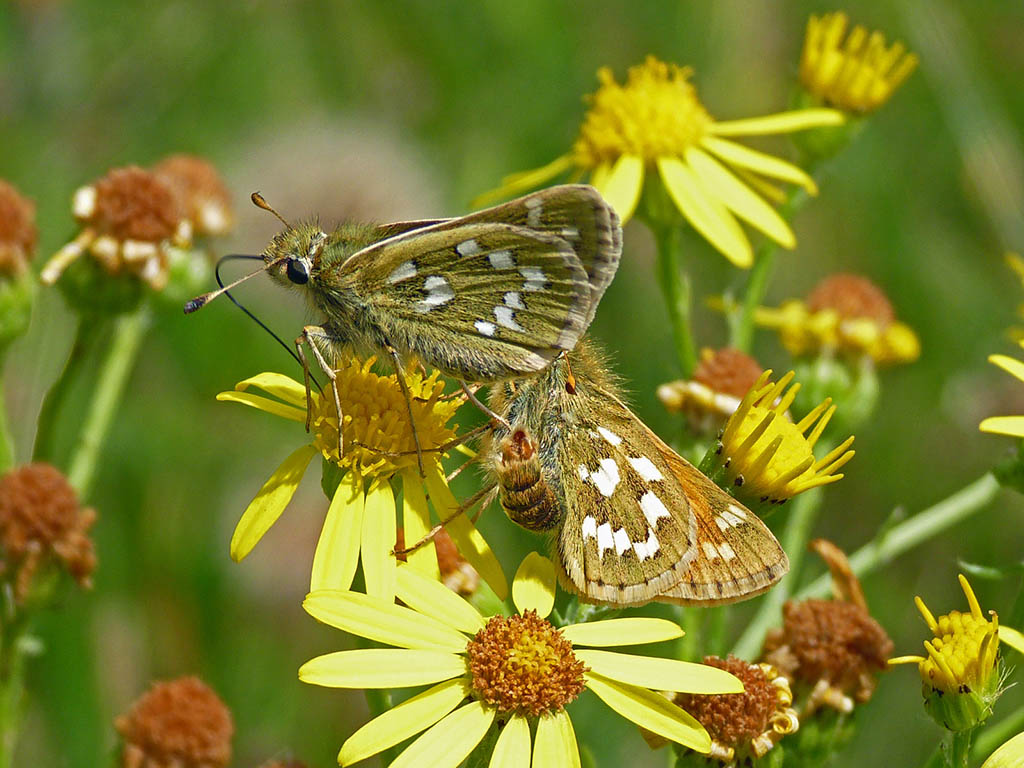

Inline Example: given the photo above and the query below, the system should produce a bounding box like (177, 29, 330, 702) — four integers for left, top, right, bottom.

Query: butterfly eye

(286, 258, 310, 285)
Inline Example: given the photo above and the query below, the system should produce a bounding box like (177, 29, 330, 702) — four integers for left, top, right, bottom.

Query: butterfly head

(262, 224, 329, 290)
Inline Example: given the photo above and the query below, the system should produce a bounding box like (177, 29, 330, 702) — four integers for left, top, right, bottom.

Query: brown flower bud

(806, 273, 895, 326)
(0, 180, 37, 276)
(153, 154, 233, 237)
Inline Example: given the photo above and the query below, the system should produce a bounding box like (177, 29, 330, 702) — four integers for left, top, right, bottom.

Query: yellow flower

(980, 342, 1024, 438)
(704, 371, 854, 510)
(300, 553, 744, 767)
(743, 274, 920, 365)
(890, 575, 1024, 731)
(657, 347, 765, 434)
(474, 56, 844, 268)
(800, 12, 918, 114)
(217, 359, 507, 601)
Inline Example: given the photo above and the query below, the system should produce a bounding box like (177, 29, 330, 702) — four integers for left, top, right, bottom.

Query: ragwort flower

(475, 56, 844, 267)
(980, 341, 1024, 438)
(0, 179, 36, 352)
(658, 347, 765, 434)
(671, 656, 799, 766)
(746, 274, 920, 365)
(301, 553, 743, 767)
(800, 12, 918, 115)
(702, 371, 854, 512)
(218, 358, 506, 601)
(890, 575, 1024, 732)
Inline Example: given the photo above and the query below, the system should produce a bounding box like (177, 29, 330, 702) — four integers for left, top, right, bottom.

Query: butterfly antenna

(182, 253, 287, 313)
(251, 191, 292, 229)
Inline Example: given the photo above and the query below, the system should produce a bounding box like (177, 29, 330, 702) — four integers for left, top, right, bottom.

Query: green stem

(0, 597, 31, 768)
(654, 225, 697, 377)
(796, 474, 1000, 600)
(67, 309, 151, 498)
(731, 485, 824, 660)
(973, 705, 1024, 762)
(32, 315, 106, 464)
(0, 377, 13, 473)
(731, 188, 810, 353)
(950, 729, 974, 768)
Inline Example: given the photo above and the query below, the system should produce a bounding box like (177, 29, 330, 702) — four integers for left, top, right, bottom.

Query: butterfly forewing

(345, 223, 592, 379)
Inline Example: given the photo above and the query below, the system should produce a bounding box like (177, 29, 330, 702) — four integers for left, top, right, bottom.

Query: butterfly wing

(341, 222, 593, 380)
(552, 390, 787, 607)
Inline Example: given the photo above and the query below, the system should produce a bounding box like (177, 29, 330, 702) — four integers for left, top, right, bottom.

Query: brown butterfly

(482, 339, 788, 606)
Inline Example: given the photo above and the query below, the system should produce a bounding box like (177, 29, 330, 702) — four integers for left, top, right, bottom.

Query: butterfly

(483, 339, 788, 606)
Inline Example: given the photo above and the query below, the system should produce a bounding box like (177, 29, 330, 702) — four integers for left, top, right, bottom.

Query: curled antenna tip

(183, 294, 211, 314)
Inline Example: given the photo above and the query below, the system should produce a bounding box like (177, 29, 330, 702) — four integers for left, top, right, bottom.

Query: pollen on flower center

(920, 609, 998, 693)
(308, 357, 460, 479)
(465, 610, 586, 717)
(573, 56, 712, 168)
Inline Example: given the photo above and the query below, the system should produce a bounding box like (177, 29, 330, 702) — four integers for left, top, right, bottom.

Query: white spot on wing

(596, 522, 614, 557)
(456, 239, 480, 256)
(577, 464, 589, 481)
(488, 249, 514, 269)
(633, 528, 660, 561)
(582, 515, 597, 539)
(718, 542, 736, 561)
(493, 305, 525, 332)
(417, 275, 454, 311)
(588, 458, 620, 498)
(703, 541, 720, 560)
(728, 504, 748, 520)
(525, 197, 543, 228)
(387, 260, 417, 284)
(627, 456, 663, 482)
(597, 427, 622, 446)
(639, 491, 670, 526)
(504, 291, 525, 309)
(519, 266, 547, 292)
(613, 527, 631, 555)
(717, 509, 744, 530)
(475, 320, 496, 336)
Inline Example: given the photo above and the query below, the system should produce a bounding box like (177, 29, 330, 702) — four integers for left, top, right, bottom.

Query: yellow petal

(425, 469, 508, 600)
(215, 391, 306, 422)
(233, 372, 308, 407)
(981, 730, 1024, 768)
(489, 715, 531, 768)
(989, 353, 1024, 383)
(396, 563, 485, 635)
(656, 156, 752, 268)
(575, 650, 743, 694)
(589, 162, 612, 193)
(310, 474, 363, 591)
(685, 147, 795, 249)
(299, 649, 465, 689)
(999, 624, 1024, 655)
(230, 444, 317, 562)
(561, 618, 683, 647)
(700, 136, 817, 194)
(512, 552, 556, 618)
(594, 154, 643, 222)
(303, 590, 469, 652)
(710, 109, 844, 136)
(401, 469, 440, 580)
(470, 155, 574, 208)
(389, 700, 495, 768)
(339, 678, 469, 766)
(979, 416, 1024, 437)
(585, 672, 711, 753)
(361, 480, 398, 603)
(532, 710, 580, 768)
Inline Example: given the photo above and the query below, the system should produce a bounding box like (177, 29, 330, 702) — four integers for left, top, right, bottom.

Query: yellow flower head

(216, 361, 507, 603)
(889, 575, 1018, 731)
(300, 553, 744, 767)
(706, 371, 854, 510)
(747, 274, 920, 365)
(475, 56, 844, 268)
(980, 340, 1024, 439)
(801, 12, 918, 114)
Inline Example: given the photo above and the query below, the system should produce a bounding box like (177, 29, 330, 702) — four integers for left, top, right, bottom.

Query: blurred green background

(3, 0, 1024, 765)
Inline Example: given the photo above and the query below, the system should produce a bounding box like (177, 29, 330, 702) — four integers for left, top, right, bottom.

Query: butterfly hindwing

(345, 223, 592, 379)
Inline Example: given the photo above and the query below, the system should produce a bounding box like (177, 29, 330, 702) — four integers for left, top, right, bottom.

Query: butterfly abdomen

(496, 428, 562, 532)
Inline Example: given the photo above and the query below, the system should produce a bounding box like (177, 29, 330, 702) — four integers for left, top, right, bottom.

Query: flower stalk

(654, 224, 698, 377)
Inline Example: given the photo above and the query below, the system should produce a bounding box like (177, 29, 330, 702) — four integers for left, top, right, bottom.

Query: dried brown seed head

(677, 656, 778, 746)
(0, 180, 37, 275)
(806, 274, 895, 326)
(115, 676, 233, 768)
(153, 154, 233, 236)
(693, 347, 765, 399)
(87, 167, 182, 243)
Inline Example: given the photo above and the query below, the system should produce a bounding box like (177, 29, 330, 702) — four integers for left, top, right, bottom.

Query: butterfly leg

(384, 345, 426, 477)
(393, 482, 498, 557)
(460, 381, 511, 429)
(298, 326, 345, 459)
(351, 422, 490, 459)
